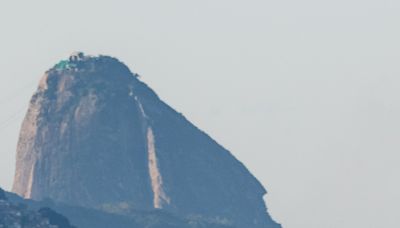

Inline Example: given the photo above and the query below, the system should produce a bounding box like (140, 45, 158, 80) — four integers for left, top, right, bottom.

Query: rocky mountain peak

(48, 52, 137, 81)
(13, 53, 280, 228)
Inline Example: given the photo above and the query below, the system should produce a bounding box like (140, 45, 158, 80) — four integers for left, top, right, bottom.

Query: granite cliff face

(13, 53, 280, 228)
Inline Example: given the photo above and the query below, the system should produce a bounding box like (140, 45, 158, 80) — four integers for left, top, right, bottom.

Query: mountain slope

(13, 53, 281, 228)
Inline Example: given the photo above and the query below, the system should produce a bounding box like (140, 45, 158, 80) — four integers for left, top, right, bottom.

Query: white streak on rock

(134, 96, 147, 119)
(25, 163, 35, 199)
(147, 127, 170, 209)
(134, 96, 170, 208)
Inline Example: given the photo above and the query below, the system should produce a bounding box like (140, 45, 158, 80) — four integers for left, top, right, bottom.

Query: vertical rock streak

(147, 127, 170, 209)
(25, 162, 35, 198)
(136, 98, 147, 119)
(135, 96, 170, 209)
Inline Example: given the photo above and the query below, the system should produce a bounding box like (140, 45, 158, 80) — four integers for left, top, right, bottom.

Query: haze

(1, 0, 399, 227)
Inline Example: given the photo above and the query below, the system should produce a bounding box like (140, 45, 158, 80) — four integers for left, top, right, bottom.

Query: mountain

(12, 52, 281, 228)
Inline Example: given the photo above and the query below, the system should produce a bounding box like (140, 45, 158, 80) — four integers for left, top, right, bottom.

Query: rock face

(13, 53, 280, 228)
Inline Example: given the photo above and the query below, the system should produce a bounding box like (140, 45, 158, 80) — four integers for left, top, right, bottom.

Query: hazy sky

(1, 0, 399, 227)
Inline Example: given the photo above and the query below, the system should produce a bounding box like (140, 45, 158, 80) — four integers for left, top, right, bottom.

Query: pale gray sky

(1, 0, 399, 227)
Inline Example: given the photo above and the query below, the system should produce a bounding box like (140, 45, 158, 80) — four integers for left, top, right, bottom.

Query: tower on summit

(69, 52, 85, 62)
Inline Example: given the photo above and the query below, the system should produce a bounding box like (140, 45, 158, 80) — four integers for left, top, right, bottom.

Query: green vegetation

(55, 60, 69, 70)
(55, 60, 77, 70)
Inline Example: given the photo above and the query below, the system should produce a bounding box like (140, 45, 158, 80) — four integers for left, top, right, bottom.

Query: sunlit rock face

(12, 53, 281, 228)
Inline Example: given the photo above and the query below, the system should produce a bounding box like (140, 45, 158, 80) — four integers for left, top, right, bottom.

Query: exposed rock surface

(13, 53, 281, 228)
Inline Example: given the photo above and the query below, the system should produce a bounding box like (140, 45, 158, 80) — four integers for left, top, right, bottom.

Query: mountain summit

(13, 52, 281, 228)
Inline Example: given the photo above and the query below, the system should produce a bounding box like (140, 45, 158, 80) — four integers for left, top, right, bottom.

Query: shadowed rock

(39, 207, 77, 228)
(0, 188, 6, 200)
(0, 192, 76, 228)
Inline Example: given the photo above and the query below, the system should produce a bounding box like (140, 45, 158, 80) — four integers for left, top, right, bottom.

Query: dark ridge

(38, 207, 77, 228)
(0, 188, 6, 200)
(5, 191, 235, 228)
